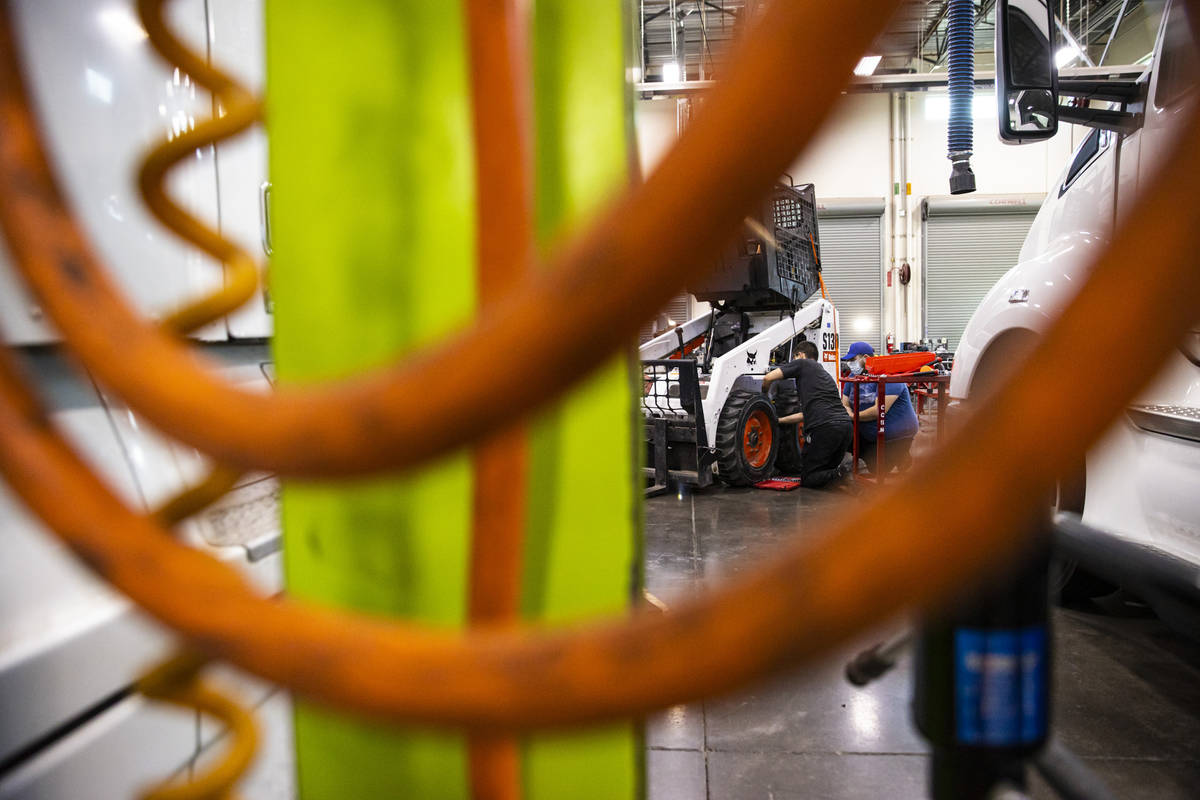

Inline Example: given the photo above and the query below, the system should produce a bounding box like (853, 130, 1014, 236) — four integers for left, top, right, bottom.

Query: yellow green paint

(522, 1, 640, 798)
(267, 0, 640, 797)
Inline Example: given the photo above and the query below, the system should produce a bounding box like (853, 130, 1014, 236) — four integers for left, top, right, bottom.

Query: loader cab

(706, 310, 753, 364)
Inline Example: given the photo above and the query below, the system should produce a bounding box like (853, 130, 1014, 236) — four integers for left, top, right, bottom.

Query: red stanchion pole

(876, 378, 886, 485)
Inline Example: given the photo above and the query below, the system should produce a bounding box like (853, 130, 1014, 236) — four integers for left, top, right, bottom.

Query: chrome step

(1126, 404, 1200, 443)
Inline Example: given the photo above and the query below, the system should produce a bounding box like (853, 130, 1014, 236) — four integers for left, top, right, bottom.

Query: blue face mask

(849, 361, 865, 375)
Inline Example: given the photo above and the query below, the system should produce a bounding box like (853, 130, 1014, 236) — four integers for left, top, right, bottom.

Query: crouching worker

(840, 341, 919, 474)
(761, 340, 851, 488)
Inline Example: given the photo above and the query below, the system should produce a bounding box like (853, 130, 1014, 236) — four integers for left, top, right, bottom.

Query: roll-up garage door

(808, 198, 886, 352)
(922, 194, 1043, 350)
(639, 293, 692, 343)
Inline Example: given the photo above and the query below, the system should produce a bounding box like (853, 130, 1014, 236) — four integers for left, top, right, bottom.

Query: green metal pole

(266, 1, 639, 796)
(523, 2, 641, 799)
(267, 2, 475, 797)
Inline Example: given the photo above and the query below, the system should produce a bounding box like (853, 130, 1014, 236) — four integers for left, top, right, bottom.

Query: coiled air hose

(136, 651, 258, 800)
(0, 2, 1199, 800)
(947, 0, 977, 194)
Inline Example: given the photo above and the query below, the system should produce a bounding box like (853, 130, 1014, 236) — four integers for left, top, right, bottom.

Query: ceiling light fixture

(854, 55, 882, 76)
(1055, 44, 1082, 68)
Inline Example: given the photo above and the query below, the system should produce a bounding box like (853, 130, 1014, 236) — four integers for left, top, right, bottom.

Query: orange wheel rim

(743, 409, 773, 468)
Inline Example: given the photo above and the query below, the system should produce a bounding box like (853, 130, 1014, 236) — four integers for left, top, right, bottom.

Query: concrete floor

(219, 482, 1200, 798)
(643, 485, 1200, 800)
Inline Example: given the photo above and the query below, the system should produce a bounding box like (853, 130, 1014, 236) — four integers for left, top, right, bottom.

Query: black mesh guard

(771, 182, 822, 304)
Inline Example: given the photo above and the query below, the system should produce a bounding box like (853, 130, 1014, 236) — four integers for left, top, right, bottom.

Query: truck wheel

(976, 339, 1114, 603)
(772, 385, 804, 475)
(1052, 456, 1117, 602)
(716, 390, 779, 486)
(1053, 560, 1116, 603)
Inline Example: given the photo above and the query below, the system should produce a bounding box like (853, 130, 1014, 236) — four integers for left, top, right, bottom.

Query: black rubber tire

(1051, 456, 1117, 602)
(716, 389, 780, 486)
(974, 344, 1115, 603)
(1052, 560, 1118, 603)
(772, 385, 804, 475)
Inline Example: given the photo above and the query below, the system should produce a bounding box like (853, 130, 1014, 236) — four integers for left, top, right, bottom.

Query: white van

(952, 0, 1200, 622)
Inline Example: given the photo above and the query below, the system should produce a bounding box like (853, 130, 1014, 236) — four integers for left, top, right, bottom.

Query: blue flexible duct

(947, 0, 976, 194)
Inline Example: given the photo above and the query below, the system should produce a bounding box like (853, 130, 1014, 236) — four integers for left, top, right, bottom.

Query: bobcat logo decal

(745, 350, 757, 366)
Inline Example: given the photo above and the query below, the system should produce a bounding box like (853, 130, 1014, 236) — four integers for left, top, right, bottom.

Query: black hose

(845, 633, 911, 686)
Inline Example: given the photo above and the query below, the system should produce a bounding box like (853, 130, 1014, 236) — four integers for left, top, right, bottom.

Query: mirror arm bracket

(1056, 106, 1143, 134)
(1058, 78, 1144, 104)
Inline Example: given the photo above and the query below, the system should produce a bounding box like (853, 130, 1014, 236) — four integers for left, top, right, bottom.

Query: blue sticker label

(954, 626, 1047, 746)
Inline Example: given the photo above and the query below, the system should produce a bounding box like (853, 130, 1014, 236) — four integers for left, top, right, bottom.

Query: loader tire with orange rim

(716, 389, 779, 486)
(772, 384, 805, 475)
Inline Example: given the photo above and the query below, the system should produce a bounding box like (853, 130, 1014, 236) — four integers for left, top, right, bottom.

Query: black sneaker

(831, 462, 862, 495)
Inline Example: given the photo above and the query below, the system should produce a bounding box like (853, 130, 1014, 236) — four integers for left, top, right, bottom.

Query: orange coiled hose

(462, 0, 535, 797)
(2, 0, 1200, 744)
(151, 465, 243, 528)
(139, 444, 255, 798)
(0, 354, 258, 797)
(2, 99, 1200, 730)
(136, 651, 258, 800)
(134, 0, 262, 335)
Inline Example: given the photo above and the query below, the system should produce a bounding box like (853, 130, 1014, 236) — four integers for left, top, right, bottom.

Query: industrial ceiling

(637, 0, 1163, 81)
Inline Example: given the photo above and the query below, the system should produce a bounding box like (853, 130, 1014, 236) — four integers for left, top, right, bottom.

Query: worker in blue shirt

(840, 341, 919, 474)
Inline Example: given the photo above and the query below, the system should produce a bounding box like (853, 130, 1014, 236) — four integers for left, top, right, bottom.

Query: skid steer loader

(640, 182, 838, 490)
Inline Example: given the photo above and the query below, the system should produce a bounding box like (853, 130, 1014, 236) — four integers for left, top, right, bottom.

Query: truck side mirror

(996, 0, 1059, 142)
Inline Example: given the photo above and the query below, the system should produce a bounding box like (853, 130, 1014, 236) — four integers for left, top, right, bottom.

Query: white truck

(639, 182, 840, 489)
(956, 0, 1200, 625)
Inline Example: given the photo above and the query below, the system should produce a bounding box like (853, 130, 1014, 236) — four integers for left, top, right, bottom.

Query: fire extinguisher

(886, 333, 895, 353)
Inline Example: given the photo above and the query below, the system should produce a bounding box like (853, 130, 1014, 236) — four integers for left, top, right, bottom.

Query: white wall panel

(0, 697, 195, 800)
(786, 93, 892, 198)
(209, 0, 273, 339)
(0, 0, 224, 344)
(0, 352, 176, 765)
(634, 98, 680, 178)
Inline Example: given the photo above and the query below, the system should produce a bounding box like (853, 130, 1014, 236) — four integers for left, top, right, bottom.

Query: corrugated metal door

(807, 213, 884, 351)
(923, 212, 1037, 350)
(639, 293, 692, 343)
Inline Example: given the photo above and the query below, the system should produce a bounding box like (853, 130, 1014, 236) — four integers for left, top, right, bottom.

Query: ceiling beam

(915, 0, 952, 59)
(633, 63, 1145, 97)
